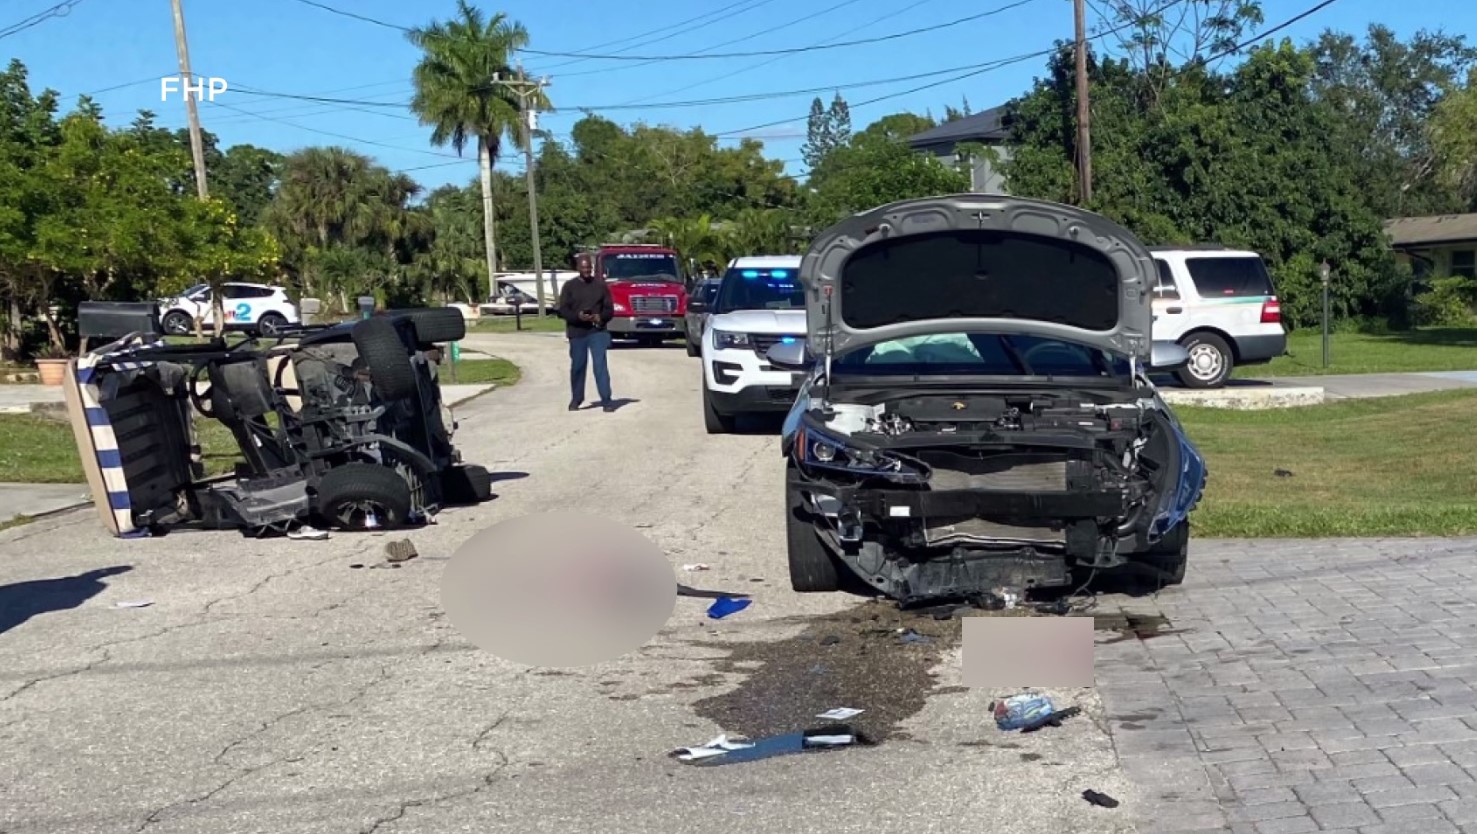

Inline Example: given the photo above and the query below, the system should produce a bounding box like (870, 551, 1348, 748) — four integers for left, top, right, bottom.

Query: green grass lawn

(1236, 326, 1477, 378)
(1181, 388, 1477, 537)
(0, 414, 243, 484)
(467, 314, 565, 334)
(439, 356, 520, 386)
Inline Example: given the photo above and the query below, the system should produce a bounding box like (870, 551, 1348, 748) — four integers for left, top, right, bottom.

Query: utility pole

(169, 0, 209, 200)
(1073, 0, 1092, 205)
(494, 67, 552, 317)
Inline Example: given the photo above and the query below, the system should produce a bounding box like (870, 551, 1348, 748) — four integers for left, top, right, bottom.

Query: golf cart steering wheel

(188, 363, 216, 418)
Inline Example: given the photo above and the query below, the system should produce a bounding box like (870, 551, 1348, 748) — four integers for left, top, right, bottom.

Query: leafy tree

(407, 2, 546, 288)
(801, 97, 828, 169)
(804, 120, 969, 230)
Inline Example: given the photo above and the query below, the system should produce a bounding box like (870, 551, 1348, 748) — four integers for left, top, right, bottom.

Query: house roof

(1383, 213, 1477, 247)
(907, 105, 1009, 148)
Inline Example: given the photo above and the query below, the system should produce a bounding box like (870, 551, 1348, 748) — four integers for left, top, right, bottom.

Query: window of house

(1452, 250, 1476, 279)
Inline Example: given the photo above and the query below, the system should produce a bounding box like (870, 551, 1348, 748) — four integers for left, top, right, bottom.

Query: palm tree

(407, 3, 545, 299)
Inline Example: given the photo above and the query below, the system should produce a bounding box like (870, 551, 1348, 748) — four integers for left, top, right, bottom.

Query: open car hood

(799, 195, 1155, 360)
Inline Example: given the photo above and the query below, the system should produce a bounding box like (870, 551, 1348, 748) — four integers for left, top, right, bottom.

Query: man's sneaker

(602, 401, 616, 413)
(568, 401, 581, 411)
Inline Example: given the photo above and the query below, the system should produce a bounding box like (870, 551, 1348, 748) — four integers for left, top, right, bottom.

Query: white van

(1149, 247, 1288, 388)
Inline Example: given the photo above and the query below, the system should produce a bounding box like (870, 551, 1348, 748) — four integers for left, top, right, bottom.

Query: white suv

(701, 256, 807, 433)
(1150, 247, 1287, 388)
(159, 282, 300, 337)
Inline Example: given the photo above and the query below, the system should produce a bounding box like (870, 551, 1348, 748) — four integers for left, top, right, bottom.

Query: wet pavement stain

(682, 599, 965, 742)
(1093, 611, 1182, 644)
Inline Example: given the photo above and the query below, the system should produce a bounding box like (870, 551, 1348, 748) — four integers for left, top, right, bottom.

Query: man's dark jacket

(557, 277, 614, 339)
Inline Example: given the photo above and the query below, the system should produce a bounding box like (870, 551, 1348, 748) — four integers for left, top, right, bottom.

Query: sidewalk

(1236, 370, 1477, 399)
(0, 482, 89, 524)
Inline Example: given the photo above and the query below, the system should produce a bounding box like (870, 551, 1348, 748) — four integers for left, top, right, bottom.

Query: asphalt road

(0, 332, 1138, 834)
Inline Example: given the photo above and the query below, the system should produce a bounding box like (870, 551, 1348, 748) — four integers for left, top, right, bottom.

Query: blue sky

(7, 0, 1475, 193)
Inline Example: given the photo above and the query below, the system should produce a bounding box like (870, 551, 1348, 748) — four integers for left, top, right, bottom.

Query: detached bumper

(608, 316, 686, 336)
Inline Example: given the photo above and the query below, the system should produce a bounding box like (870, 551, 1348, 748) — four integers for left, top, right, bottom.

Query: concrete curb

(1160, 386, 1325, 409)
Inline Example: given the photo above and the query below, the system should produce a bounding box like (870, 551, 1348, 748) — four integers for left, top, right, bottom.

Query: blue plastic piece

(706, 596, 752, 619)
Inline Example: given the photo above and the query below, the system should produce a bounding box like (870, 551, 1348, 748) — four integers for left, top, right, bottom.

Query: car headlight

(795, 425, 925, 483)
(613, 302, 627, 313)
(714, 330, 751, 350)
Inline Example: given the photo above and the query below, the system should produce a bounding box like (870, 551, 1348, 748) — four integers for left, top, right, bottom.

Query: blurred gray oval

(441, 511, 677, 667)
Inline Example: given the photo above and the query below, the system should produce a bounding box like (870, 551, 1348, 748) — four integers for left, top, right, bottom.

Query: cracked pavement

(3, 331, 1152, 834)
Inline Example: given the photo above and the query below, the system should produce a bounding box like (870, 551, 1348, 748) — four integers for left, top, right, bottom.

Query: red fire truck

(580, 243, 690, 345)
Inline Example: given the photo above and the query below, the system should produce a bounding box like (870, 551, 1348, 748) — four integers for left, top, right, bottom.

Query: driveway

(4, 333, 1477, 834)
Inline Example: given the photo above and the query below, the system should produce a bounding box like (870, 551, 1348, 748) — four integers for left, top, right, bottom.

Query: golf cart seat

(207, 359, 296, 474)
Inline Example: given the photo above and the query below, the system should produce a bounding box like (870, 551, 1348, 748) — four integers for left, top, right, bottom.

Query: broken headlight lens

(713, 330, 751, 350)
(797, 426, 923, 482)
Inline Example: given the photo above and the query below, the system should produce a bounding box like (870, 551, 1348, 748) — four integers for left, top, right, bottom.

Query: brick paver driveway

(1098, 537, 1477, 834)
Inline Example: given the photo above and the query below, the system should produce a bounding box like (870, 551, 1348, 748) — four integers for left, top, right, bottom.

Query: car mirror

(688, 300, 707, 314)
(1149, 341, 1190, 371)
(765, 340, 809, 370)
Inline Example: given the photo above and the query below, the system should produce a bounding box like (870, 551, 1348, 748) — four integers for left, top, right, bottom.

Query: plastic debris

(672, 734, 754, 761)
(1022, 705, 1081, 732)
(677, 583, 751, 599)
(113, 600, 153, 609)
(681, 564, 711, 572)
(1082, 789, 1120, 808)
(287, 525, 329, 541)
(674, 725, 875, 766)
(706, 596, 751, 619)
(900, 629, 931, 644)
(992, 693, 1056, 731)
(816, 707, 864, 721)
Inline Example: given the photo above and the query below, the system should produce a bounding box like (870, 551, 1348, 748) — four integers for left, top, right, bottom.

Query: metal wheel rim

(164, 315, 191, 334)
(1187, 343, 1224, 380)
(334, 498, 388, 529)
(259, 317, 283, 335)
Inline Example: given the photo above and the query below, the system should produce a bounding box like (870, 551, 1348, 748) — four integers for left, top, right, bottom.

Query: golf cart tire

(314, 463, 414, 531)
(441, 463, 493, 505)
(1175, 331, 1234, 389)
(1141, 521, 1189, 586)
(352, 317, 418, 401)
(396, 307, 466, 344)
(787, 490, 840, 593)
(702, 385, 736, 434)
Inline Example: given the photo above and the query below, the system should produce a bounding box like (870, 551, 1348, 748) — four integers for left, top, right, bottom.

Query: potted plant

(34, 344, 70, 386)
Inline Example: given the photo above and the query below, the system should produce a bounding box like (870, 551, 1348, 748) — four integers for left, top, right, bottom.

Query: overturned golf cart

(63, 301, 495, 538)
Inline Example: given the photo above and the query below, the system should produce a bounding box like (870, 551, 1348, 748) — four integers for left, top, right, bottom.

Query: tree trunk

(3, 293, 21, 362)
(478, 137, 499, 296)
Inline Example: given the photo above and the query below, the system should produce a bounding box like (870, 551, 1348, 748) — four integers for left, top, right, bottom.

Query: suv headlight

(795, 425, 925, 483)
(714, 330, 751, 350)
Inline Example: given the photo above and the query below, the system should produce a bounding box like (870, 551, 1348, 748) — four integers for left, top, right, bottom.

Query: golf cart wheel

(441, 463, 493, 505)
(1141, 521, 1188, 586)
(162, 310, 193, 335)
(787, 490, 840, 593)
(1175, 332, 1234, 389)
(685, 337, 699, 357)
(395, 307, 466, 345)
(702, 385, 736, 434)
(351, 317, 418, 400)
(315, 463, 414, 531)
(256, 312, 288, 337)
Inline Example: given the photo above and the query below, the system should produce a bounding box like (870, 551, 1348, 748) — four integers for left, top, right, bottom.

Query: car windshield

(180, 283, 207, 298)
(698, 281, 721, 305)
(831, 333, 1131, 379)
(714, 267, 803, 313)
(604, 252, 681, 282)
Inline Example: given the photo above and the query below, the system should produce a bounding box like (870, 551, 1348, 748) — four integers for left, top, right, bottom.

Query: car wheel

(256, 312, 287, 337)
(351, 317, 418, 401)
(787, 489, 840, 593)
(686, 337, 699, 357)
(441, 463, 493, 505)
(315, 463, 414, 531)
(394, 307, 467, 345)
(1140, 521, 1188, 586)
(702, 385, 736, 434)
(162, 310, 193, 335)
(1175, 332, 1234, 389)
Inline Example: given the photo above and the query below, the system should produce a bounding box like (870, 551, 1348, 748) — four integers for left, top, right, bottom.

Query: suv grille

(631, 295, 677, 313)
(751, 333, 802, 356)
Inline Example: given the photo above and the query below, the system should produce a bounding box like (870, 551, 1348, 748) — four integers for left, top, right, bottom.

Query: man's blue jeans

(569, 329, 613, 405)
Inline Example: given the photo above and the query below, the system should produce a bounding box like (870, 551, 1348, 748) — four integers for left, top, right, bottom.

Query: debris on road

(992, 693, 1056, 731)
(1082, 789, 1120, 808)
(287, 525, 329, 541)
(993, 586, 1021, 609)
(113, 600, 153, 609)
(349, 563, 365, 569)
(816, 707, 864, 720)
(706, 596, 751, 619)
(677, 583, 751, 599)
(899, 629, 931, 644)
(385, 539, 419, 563)
(673, 725, 875, 766)
(820, 635, 841, 646)
(681, 563, 710, 572)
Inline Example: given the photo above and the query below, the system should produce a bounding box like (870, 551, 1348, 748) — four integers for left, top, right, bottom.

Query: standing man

(557, 253, 616, 412)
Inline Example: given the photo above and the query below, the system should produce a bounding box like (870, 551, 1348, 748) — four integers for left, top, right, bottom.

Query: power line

(1200, 0, 1342, 64)
(0, 0, 86, 40)
(545, 0, 784, 77)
